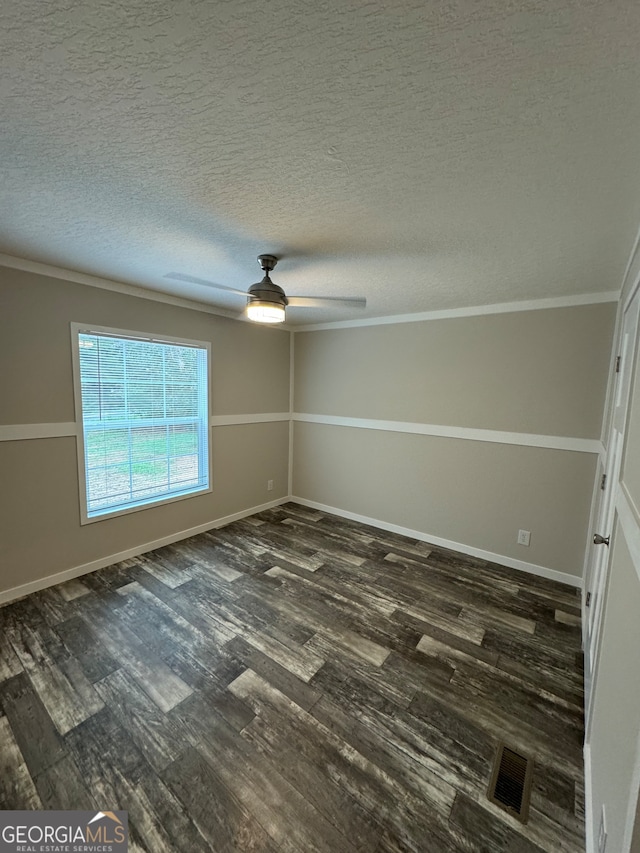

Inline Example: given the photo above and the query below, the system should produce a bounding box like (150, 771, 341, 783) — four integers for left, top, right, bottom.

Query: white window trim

(70, 322, 212, 525)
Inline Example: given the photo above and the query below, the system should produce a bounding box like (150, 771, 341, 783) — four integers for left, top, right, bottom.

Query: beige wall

(295, 305, 615, 437)
(293, 422, 596, 576)
(0, 268, 290, 424)
(0, 269, 616, 588)
(0, 267, 290, 594)
(293, 304, 615, 578)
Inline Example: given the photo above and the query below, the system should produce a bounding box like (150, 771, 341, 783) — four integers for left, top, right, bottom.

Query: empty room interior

(2, 2, 640, 852)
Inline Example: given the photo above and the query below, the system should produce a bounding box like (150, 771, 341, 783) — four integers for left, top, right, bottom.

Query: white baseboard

(290, 497, 583, 589)
(0, 497, 289, 606)
(0, 491, 582, 605)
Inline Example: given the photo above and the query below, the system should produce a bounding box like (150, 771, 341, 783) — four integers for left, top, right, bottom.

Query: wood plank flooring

(0, 503, 585, 852)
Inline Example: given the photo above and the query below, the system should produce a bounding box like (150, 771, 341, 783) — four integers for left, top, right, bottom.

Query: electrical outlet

(267, 479, 274, 491)
(598, 805, 607, 853)
(517, 529, 531, 547)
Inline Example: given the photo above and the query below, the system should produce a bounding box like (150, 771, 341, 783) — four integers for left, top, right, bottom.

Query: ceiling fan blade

(165, 272, 247, 297)
(287, 296, 367, 309)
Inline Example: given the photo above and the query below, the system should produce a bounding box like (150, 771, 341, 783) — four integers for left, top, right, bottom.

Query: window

(72, 324, 210, 522)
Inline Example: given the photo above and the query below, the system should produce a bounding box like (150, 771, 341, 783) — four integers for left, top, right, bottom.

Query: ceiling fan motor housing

(247, 275, 288, 308)
(248, 255, 288, 309)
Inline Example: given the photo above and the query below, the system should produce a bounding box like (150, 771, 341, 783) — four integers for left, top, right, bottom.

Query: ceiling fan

(166, 254, 366, 324)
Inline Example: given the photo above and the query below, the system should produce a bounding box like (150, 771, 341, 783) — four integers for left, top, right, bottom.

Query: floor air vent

(487, 743, 533, 824)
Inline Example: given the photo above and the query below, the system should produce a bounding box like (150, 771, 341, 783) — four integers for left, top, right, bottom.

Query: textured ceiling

(2, 0, 640, 325)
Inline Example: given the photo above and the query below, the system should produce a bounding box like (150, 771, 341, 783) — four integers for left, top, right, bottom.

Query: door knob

(593, 534, 610, 546)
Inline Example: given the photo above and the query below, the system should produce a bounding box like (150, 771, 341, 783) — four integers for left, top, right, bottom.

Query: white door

(584, 292, 640, 716)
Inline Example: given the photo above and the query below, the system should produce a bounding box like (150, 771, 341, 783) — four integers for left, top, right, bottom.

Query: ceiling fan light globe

(246, 301, 286, 324)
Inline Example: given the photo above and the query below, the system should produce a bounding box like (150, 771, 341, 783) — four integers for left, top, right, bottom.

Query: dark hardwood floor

(0, 503, 585, 852)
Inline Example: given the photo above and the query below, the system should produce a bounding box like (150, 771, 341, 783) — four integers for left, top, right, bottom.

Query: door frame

(584, 284, 640, 734)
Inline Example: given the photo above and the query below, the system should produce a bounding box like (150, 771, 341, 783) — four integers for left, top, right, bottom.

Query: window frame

(71, 322, 212, 525)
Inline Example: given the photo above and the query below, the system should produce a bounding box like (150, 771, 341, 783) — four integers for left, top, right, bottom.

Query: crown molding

(0, 252, 248, 322)
(291, 291, 620, 332)
(0, 252, 620, 331)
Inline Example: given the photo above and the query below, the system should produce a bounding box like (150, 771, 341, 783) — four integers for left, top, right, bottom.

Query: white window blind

(76, 330, 210, 519)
